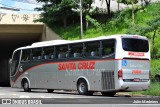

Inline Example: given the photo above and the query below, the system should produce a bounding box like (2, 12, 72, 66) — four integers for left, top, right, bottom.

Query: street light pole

(80, 0, 83, 39)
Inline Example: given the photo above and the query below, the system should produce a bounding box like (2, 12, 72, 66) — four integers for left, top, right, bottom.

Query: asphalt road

(0, 87, 160, 104)
(0, 87, 138, 98)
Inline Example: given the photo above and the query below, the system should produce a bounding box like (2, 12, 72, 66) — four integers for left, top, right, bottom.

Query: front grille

(101, 71, 115, 90)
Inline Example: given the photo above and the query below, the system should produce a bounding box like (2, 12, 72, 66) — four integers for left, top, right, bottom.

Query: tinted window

(32, 48, 43, 60)
(69, 43, 83, 58)
(13, 50, 21, 61)
(43, 46, 55, 60)
(21, 49, 31, 61)
(122, 38, 149, 52)
(11, 50, 21, 76)
(102, 39, 115, 56)
(85, 41, 100, 57)
(56, 45, 68, 59)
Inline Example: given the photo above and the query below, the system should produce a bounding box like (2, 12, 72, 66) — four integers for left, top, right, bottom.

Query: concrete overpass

(0, 13, 61, 86)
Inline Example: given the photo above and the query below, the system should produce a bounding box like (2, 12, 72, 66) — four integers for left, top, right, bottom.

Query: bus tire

(101, 92, 116, 96)
(77, 79, 91, 95)
(22, 80, 31, 92)
(47, 89, 54, 93)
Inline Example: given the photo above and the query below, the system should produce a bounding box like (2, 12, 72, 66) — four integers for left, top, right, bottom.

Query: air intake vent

(101, 71, 115, 90)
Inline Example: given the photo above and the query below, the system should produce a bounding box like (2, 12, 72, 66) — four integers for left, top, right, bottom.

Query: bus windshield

(122, 38, 149, 52)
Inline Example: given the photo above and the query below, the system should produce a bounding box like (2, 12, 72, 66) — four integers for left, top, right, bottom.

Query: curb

(116, 92, 160, 98)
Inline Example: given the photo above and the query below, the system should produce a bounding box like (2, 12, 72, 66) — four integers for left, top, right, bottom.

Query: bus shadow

(17, 90, 132, 98)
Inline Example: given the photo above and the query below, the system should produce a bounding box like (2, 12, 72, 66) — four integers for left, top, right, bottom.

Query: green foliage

(120, 0, 138, 5)
(142, 82, 160, 96)
(51, 24, 81, 40)
(86, 15, 103, 33)
(130, 81, 160, 96)
(35, 0, 75, 27)
(110, 9, 132, 28)
(35, 0, 95, 27)
(150, 60, 160, 81)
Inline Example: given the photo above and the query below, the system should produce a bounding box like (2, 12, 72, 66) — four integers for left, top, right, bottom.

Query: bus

(10, 34, 150, 96)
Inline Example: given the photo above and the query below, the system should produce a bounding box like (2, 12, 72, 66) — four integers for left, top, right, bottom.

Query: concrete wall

(0, 13, 42, 25)
(41, 25, 61, 41)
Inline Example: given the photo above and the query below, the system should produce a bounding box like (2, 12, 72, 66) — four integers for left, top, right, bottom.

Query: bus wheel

(77, 79, 90, 95)
(101, 92, 116, 96)
(23, 80, 31, 92)
(47, 89, 54, 93)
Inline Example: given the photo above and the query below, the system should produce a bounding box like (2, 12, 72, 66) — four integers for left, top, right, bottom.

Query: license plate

(133, 78, 140, 82)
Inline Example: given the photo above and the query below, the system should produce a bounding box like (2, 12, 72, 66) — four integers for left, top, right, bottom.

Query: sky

(0, 0, 42, 14)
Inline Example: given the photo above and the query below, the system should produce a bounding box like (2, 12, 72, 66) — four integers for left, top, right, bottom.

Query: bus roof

(14, 34, 148, 51)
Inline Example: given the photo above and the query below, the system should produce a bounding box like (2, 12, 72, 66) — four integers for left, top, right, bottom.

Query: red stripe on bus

(12, 58, 149, 87)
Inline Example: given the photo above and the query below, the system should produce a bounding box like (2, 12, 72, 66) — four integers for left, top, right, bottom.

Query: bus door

(120, 38, 150, 82)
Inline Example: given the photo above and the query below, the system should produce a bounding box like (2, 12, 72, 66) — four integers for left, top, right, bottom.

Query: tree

(73, 0, 93, 29)
(120, 0, 138, 24)
(35, 0, 75, 27)
(105, 0, 111, 15)
(143, 0, 151, 6)
(144, 17, 160, 59)
(117, 0, 121, 12)
(101, 0, 111, 15)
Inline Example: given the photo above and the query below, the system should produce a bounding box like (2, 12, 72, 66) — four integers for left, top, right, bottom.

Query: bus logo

(19, 66, 23, 72)
(58, 61, 95, 71)
(128, 52, 144, 56)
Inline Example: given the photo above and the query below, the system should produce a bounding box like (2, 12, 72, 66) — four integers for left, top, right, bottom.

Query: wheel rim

(79, 82, 85, 93)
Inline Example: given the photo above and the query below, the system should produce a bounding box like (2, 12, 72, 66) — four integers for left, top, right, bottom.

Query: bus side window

(69, 43, 83, 58)
(21, 49, 31, 61)
(32, 48, 43, 60)
(84, 41, 100, 57)
(56, 45, 68, 59)
(102, 39, 115, 56)
(43, 46, 55, 60)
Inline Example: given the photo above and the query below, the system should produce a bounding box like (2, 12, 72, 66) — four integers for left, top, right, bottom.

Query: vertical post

(80, 0, 83, 39)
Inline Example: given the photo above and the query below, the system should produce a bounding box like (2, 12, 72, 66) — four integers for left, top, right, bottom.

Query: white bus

(10, 34, 150, 96)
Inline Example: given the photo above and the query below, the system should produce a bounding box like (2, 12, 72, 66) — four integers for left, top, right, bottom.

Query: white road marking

(39, 96, 52, 98)
(10, 94, 17, 96)
(20, 95, 30, 98)
(39, 96, 45, 98)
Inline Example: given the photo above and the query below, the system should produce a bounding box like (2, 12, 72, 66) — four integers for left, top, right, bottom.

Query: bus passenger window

(56, 45, 68, 59)
(43, 46, 55, 60)
(102, 39, 115, 56)
(84, 41, 100, 57)
(69, 43, 83, 58)
(21, 49, 31, 61)
(32, 48, 43, 60)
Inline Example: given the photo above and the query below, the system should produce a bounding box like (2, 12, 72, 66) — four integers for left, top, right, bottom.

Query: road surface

(0, 87, 159, 104)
